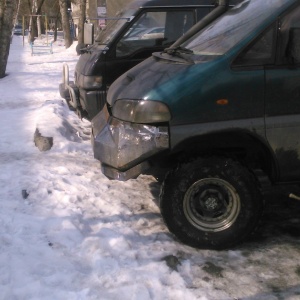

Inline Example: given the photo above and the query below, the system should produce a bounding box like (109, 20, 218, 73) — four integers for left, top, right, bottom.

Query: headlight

(77, 75, 103, 89)
(112, 99, 171, 123)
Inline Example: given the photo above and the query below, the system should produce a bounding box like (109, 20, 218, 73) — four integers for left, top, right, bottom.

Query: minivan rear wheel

(160, 157, 263, 249)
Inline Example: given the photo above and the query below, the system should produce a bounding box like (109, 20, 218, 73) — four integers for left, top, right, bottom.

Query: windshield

(95, 9, 135, 45)
(182, 0, 295, 61)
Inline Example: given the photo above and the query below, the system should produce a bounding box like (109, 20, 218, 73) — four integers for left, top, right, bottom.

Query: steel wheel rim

(183, 178, 241, 232)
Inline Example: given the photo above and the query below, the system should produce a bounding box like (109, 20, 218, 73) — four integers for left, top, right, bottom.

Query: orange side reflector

(216, 99, 229, 105)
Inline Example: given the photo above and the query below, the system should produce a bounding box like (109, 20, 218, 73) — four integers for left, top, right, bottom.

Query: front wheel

(160, 157, 263, 249)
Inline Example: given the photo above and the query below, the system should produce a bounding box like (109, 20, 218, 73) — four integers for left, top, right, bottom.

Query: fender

(170, 125, 279, 182)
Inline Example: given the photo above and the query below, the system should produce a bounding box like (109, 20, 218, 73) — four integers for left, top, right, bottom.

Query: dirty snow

(1, 35, 300, 300)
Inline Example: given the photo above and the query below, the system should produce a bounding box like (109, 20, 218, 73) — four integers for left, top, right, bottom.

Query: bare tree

(0, 0, 17, 78)
(28, 0, 47, 43)
(77, 0, 85, 45)
(53, 10, 60, 42)
(59, 0, 72, 48)
(13, 0, 20, 25)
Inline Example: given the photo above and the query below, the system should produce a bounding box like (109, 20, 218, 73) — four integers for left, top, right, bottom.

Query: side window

(116, 10, 195, 57)
(196, 7, 212, 20)
(278, 5, 300, 64)
(233, 25, 276, 67)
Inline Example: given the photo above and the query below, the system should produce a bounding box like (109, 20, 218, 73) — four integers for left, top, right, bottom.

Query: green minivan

(92, 0, 300, 249)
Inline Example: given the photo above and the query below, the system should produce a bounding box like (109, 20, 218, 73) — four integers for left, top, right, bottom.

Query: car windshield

(95, 9, 135, 45)
(182, 0, 295, 62)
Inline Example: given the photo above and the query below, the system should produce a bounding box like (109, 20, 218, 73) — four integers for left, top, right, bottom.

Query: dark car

(60, 0, 240, 120)
(92, 0, 300, 249)
(14, 24, 23, 35)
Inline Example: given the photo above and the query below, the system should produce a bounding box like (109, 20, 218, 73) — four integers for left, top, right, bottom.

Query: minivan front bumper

(91, 105, 169, 181)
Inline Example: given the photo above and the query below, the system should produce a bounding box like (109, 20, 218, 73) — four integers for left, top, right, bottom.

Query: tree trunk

(77, 0, 86, 45)
(0, 0, 16, 78)
(59, 0, 72, 48)
(28, 16, 38, 43)
(13, 0, 20, 26)
(28, 0, 37, 43)
(53, 12, 60, 42)
(36, 0, 46, 36)
(28, 0, 46, 43)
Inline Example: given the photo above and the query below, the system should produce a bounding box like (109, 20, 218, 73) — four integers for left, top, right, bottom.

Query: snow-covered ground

(1, 35, 300, 300)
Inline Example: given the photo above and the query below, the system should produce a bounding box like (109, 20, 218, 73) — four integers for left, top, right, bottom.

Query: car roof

(128, 0, 215, 9)
(128, 0, 244, 10)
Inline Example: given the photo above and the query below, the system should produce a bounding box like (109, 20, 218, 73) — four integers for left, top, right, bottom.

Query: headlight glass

(112, 99, 171, 123)
(78, 75, 103, 89)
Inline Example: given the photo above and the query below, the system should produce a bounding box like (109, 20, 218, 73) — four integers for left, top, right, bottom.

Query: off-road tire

(160, 157, 263, 249)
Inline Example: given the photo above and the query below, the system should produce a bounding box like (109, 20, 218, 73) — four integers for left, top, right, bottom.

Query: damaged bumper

(91, 105, 169, 181)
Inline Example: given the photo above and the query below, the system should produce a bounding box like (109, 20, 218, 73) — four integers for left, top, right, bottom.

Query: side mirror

(287, 28, 300, 64)
(76, 43, 86, 55)
(84, 23, 94, 45)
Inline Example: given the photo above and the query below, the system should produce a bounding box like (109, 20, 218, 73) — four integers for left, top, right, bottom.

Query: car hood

(107, 54, 194, 105)
(75, 45, 107, 76)
(107, 53, 227, 124)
